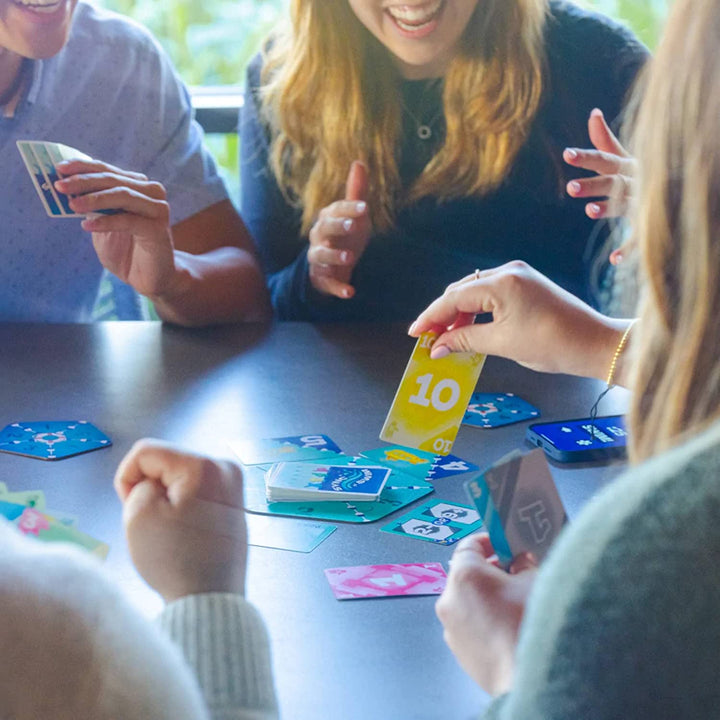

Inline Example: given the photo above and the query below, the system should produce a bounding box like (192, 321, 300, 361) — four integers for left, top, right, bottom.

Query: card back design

(465, 448, 567, 566)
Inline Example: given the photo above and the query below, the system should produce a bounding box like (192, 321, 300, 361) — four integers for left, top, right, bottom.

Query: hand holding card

(465, 448, 567, 567)
(381, 332, 486, 456)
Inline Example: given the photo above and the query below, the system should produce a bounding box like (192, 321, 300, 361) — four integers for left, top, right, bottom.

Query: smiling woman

(241, 0, 649, 322)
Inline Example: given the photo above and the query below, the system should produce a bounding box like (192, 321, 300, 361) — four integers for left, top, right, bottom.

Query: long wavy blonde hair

(628, 0, 720, 462)
(261, 0, 547, 235)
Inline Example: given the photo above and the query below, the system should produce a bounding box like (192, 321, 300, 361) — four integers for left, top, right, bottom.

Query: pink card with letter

(324, 562, 447, 600)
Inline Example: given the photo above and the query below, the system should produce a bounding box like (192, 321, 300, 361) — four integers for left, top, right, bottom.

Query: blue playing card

(229, 434, 342, 466)
(0, 421, 112, 460)
(463, 392, 540, 428)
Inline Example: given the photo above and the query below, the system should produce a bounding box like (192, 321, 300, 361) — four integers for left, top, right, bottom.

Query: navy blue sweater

(240, 1, 648, 322)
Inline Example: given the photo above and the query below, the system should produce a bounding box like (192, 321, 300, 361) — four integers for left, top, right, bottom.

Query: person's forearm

(151, 247, 272, 326)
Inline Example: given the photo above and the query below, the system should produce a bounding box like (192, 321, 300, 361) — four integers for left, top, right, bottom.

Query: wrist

(592, 318, 635, 386)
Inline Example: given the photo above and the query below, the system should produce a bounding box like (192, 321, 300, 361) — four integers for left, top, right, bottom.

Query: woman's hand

(436, 533, 537, 695)
(409, 261, 629, 380)
(564, 108, 636, 221)
(54, 159, 179, 301)
(307, 160, 372, 299)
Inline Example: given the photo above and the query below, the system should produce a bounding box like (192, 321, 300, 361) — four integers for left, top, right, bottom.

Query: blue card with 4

(0, 421, 112, 460)
(360, 445, 478, 481)
(463, 392, 540, 429)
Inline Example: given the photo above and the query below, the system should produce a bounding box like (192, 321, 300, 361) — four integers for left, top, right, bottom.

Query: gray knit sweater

(487, 419, 720, 719)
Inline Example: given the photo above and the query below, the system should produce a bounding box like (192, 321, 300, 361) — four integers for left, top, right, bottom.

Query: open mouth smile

(385, 0, 445, 33)
(10, 0, 64, 14)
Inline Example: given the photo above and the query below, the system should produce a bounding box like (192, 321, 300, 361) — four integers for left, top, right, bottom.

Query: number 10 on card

(380, 332, 486, 456)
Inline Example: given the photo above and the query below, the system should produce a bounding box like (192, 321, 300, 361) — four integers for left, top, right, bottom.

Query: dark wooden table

(0, 322, 630, 719)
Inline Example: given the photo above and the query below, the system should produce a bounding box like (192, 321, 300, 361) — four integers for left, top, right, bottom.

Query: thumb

(345, 160, 369, 202)
(509, 552, 538, 574)
(431, 322, 496, 359)
(588, 108, 628, 157)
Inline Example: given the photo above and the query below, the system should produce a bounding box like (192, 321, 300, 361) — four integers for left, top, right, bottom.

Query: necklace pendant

(417, 124, 432, 140)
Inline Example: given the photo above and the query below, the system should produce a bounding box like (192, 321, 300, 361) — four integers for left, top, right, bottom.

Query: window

(97, 0, 670, 198)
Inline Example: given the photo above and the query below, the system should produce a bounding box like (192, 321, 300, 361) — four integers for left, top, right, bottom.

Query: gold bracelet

(606, 321, 635, 387)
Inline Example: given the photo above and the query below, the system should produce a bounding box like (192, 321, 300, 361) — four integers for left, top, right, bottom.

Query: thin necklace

(399, 80, 444, 141)
(0, 57, 29, 108)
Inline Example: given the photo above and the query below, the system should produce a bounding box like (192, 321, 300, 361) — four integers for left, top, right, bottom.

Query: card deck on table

(0, 421, 112, 460)
(465, 447, 567, 567)
(264, 461, 391, 502)
(359, 445, 479, 481)
(381, 332, 486, 456)
(324, 562, 448, 600)
(381, 499, 483, 546)
(230, 434, 342, 466)
(463, 392, 540, 428)
(243, 463, 433, 524)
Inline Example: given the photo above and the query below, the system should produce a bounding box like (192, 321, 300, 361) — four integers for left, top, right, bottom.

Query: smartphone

(526, 414, 627, 463)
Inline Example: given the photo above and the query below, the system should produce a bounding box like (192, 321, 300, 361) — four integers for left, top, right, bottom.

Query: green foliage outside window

(98, 0, 671, 197)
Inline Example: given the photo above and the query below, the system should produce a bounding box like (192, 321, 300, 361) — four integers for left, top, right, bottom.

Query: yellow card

(380, 332, 486, 455)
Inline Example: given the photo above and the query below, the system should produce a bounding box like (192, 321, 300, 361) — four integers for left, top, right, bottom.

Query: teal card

(380, 499, 482, 546)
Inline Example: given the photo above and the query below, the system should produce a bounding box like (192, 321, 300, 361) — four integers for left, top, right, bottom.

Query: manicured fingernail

(591, 107, 603, 118)
(588, 203, 601, 216)
(356, 202, 366, 213)
(408, 321, 418, 335)
(430, 345, 450, 360)
(54, 180, 67, 191)
(568, 181, 581, 195)
(343, 219, 353, 232)
(610, 250, 624, 265)
(340, 251, 349, 263)
(55, 160, 70, 169)
(342, 288, 351, 298)
(564, 148, 577, 160)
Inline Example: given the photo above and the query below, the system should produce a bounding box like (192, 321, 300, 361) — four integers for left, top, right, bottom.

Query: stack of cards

(0, 485, 109, 559)
(381, 331, 485, 456)
(465, 448, 567, 567)
(17, 140, 92, 218)
(264, 462, 392, 502)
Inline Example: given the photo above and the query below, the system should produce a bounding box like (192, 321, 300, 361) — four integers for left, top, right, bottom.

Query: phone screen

(528, 415, 627, 454)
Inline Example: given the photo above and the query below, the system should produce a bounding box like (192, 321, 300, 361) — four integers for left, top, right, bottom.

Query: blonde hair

(628, 0, 720, 462)
(261, 0, 547, 235)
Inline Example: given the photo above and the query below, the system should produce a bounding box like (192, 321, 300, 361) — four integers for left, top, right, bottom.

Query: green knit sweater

(487, 419, 720, 719)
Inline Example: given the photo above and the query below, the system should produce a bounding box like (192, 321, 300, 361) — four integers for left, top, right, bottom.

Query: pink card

(324, 562, 447, 600)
